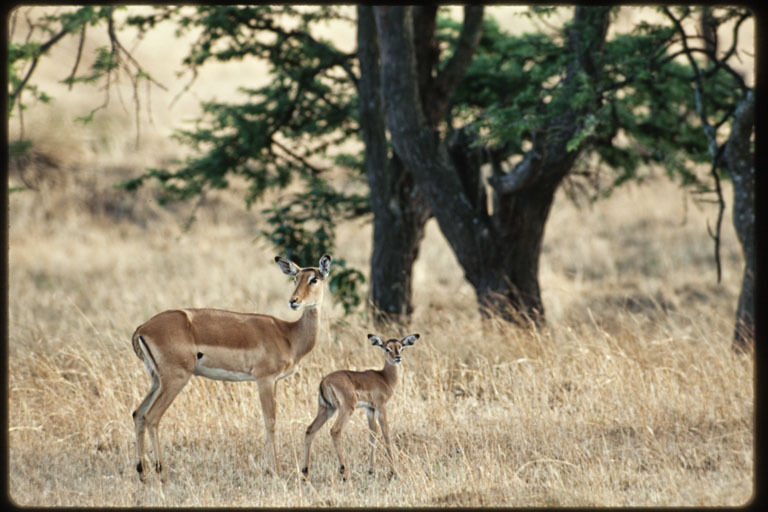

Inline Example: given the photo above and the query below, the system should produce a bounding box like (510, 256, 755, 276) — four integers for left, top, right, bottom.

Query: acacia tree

(372, 6, 613, 325)
(8, 6, 163, 164)
(369, 5, 752, 337)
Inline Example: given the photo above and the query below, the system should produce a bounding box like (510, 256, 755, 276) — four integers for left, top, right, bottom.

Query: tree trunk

(357, 5, 430, 325)
(358, 5, 483, 325)
(374, 6, 610, 326)
(723, 90, 754, 350)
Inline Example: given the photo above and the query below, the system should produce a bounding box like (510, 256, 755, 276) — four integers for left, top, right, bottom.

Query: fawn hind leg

(329, 406, 354, 480)
(301, 403, 335, 478)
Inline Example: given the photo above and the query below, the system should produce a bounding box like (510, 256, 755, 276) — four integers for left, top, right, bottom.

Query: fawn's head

(368, 333, 420, 365)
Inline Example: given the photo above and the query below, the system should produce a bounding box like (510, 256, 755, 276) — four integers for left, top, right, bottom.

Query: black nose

(289, 299, 300, 309)
(394, 356, 402, 363)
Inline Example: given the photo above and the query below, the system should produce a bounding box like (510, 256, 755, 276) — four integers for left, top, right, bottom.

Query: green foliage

(442, 15, 562, 154)
(9, 140, 34, 159)
(261, 177, 369, 314)
(447, 6, 747, 201)
(120, 6, 366, 313)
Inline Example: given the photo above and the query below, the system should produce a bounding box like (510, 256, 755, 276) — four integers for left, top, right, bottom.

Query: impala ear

(318, 254, 332, 278)
(275, 256, 300, 277)
(368, 334, 384, 347)
(401, 333, 420, 347)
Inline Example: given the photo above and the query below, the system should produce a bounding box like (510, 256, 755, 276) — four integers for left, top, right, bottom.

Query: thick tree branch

(490, 7, 610, 198)
(374, 6, 494, 257)
(423, 5, 484, 126)
(434, 6, 484, 100)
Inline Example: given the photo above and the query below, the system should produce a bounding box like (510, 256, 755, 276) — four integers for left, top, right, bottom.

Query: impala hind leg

(142, 369, 191, 482)
(301, 404, 335, 478)
(133, 373, 160, 483)
(329, 406, 353, 481)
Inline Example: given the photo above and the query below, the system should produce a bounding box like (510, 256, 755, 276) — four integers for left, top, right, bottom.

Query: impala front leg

(257, 378, 279, 475)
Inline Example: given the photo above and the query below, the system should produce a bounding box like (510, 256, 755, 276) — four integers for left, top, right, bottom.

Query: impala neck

(290, 304, 320, 362)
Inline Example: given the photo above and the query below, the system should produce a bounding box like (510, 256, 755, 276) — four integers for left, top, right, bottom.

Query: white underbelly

(194, 361, 256, 382)
(356, 401, 373, 409)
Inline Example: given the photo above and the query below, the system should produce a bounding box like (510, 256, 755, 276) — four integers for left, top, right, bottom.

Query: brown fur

(301, 333, 419, 479)
(131, 255, 331, 481)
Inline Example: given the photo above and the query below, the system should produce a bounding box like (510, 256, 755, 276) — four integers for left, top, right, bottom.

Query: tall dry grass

(8, 153, 753, 506)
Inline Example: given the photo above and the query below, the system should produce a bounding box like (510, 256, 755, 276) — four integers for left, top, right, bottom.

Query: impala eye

(310, 277, 318, 284)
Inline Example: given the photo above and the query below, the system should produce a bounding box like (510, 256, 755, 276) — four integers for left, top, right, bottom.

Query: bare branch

(9, 25, 70, 109)
(64, 23, 87, 90)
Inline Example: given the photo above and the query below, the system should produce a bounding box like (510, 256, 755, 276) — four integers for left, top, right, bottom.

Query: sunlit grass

(8, 158, 752, 506)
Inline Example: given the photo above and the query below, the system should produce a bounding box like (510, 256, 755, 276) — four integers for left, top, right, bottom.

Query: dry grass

(8, 160, 753, 506)
(7, 7, 753, 506)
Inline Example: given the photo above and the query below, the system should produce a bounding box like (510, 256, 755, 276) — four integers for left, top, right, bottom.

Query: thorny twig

(661, 6, 749, 284)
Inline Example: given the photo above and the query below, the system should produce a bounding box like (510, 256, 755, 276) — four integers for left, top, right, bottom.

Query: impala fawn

(301, 333, 420, 480)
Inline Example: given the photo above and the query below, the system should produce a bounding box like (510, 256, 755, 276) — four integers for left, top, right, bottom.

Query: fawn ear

(275, 256, 301, 277)
(318, 254, 332, 278)
(368, 334, 384, 347)
(401, 333, 420, 347)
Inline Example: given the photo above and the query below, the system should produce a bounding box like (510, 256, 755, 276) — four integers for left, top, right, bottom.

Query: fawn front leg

(377, 407, 396, 476)
(365, 407, 379, 474)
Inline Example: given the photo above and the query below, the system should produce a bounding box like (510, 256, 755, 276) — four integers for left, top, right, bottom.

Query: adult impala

(301, 333, 420, 480)
(131, 254, 331, 482)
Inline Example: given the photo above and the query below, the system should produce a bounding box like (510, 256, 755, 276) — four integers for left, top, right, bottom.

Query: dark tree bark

(358, 5, 429, 324)
(373, 6, 610, 326)
(722, 90, 754, 350)
(357, 5, 482, 325)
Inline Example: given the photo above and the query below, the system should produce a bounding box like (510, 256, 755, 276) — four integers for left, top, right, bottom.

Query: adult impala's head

(368, 333, 420, 365)
(275, 254, 332, 310)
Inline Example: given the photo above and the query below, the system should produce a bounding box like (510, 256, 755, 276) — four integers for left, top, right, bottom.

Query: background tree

(9, 6, 753, 345)
(357, 5, 483, 324)
(373, 6, 613, 325)
(661, 6, 754, 350)
(386, 5, 753, 336)
(120, 6, 369, 314)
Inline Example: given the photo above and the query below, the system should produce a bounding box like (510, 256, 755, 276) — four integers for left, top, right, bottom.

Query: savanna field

(8, 152, 754, 507)
(7, 7, 753, 508)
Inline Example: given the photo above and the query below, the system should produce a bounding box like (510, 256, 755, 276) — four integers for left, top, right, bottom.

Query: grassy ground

(7, 153, 753, 506)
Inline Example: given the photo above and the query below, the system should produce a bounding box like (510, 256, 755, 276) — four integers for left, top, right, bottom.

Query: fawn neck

(378, 358, 400, 389)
